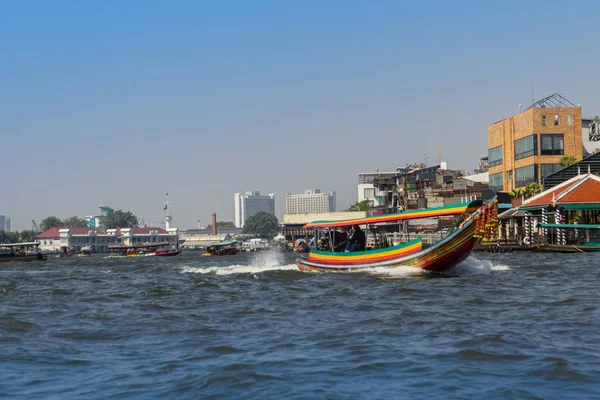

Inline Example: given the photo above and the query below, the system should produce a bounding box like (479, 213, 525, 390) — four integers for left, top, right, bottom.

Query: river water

(1, 251, 599, 399)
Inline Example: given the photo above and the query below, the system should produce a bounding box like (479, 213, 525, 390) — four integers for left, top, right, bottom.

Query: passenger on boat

(346, 225, 366, 252)
(332, 229, 348, 252)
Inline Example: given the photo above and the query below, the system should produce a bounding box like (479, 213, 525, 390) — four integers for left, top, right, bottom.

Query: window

(364, 188, 375, 199)
(489, 172, 503, 191)
(515, 164, 538, 188)
(508, 170, 513, 181)
(488, 146, 503, 167)
(541, 164, 562, 177)
(554, 114, 560, 126)
(540, 134, 564, 155)
(567, 115, 573, 126)
(542, 115, 547, 126)
(515, 134, 537, 160)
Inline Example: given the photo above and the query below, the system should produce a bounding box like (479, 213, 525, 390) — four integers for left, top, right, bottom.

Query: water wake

(181, 251, 299, 275)
(449, 255, 511, 276)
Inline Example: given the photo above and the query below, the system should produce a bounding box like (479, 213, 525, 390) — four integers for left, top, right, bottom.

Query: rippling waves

(1, 251, 599, 399)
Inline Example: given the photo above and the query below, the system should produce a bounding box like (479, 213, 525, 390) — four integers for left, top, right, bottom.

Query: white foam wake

(181, 263, 298, 276)
(450, 255, 511, 276)
(351, 265, 425, 278)
(181, 251, 299, 276)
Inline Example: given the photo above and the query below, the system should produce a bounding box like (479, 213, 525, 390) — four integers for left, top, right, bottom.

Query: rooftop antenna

(531, 82, 535, 105)
(519, 104, 523, 113)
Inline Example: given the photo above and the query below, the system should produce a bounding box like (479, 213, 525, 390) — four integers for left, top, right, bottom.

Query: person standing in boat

(346, 225, 366, 252)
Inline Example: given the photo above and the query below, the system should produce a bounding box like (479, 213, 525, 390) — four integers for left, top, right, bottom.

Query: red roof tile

(522, 174, 600, 208)
(35, 227, 105, 239)
(35, 228, 61, 239)
(116, 227, 168, 235)
(559, 179, 600, 204)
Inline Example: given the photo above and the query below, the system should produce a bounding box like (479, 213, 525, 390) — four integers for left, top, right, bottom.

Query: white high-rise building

(234, 191, 276, 228)
(285, 189, 336, 214)
(0, 215, 8, 233)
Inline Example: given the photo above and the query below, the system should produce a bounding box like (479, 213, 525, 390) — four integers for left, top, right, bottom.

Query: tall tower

(164, 193, 172, 230)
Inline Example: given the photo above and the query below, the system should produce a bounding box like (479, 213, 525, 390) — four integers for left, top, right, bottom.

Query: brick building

(487, 93, 583, 192)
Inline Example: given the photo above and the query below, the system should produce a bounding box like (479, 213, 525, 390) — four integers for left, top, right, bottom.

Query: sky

(2, 0, 600, 230)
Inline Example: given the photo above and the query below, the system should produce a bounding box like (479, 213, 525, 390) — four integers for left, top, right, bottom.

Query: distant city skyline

(3, 1, 600, 230)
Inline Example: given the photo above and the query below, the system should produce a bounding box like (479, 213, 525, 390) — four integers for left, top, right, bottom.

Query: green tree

(508, 188, 524, 199)
(345, 200, 373, 212)
(63, 216, 89, 228)
(242, 212, 279, 239)
(103, 210, 138, 229)
(19, 230, 36, 242)
(560, 155, 577, 168)
(523, 182, 541, 199)
(206, 221, 236, 229)
(40, 216, 63, 232)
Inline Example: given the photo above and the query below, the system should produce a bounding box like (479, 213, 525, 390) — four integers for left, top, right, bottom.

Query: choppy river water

(1, 251, 599, 399)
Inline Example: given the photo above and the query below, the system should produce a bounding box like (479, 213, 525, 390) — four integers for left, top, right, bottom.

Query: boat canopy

(108, 242, 171, 249)
(209, 240, 237, 247)
(303, 200, 484, 229)
(0, 242, 40, 247)
(538, 223, 600, 229)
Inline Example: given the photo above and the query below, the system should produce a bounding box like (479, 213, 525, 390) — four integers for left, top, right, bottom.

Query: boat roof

(108, 242, 171, 249)
(209, 240, 237, 247)
(0, 242, 40, 247)
(539, 223, 600, 229)
(303, 200, 484, 229)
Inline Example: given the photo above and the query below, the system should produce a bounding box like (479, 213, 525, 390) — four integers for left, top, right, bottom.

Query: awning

(538, 223, 600, 229)
(303, 200, 484, 229)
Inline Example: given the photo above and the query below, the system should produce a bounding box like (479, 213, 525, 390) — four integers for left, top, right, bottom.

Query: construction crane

(31, 219, 39, 233)
(463, 142, 476, 173)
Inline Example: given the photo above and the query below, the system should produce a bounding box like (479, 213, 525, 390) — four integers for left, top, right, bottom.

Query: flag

(166, 192, 168, 196)
(164, 204, 168, 210)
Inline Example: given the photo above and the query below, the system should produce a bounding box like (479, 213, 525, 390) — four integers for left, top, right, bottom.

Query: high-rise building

(234, 191, 275, 228)
(0, 215, 6, 232)
(487, 93, 583, 192)
(286, 189, 336, 214)
(4, 218, 10, 233)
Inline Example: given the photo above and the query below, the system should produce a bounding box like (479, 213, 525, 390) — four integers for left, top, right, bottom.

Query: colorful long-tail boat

(296, 198, 498, 273)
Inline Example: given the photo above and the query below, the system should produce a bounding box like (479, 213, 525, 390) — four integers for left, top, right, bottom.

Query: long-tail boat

(107, 242, 181, 258)
(0, 242, 48, 262)
(296, 198, 497, 273)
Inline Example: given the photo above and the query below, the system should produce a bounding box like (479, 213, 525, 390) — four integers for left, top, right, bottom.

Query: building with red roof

(505, 172, 600, 246)
(35, 226, 179, 253)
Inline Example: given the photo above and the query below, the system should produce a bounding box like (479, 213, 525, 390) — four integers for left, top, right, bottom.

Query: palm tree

(560, 155, 577, 168)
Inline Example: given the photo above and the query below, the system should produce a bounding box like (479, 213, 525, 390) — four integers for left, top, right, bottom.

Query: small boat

(0, 242, 48, 262)
(79, 246, 92, 257)
(204, 240, 239, 256)
(296, 198, 496, 273)
(107, 242, 182, 258)
(59, 246, 75, 257)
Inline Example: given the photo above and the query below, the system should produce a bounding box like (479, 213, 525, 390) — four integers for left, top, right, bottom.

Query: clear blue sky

(2, 0, 600, 230)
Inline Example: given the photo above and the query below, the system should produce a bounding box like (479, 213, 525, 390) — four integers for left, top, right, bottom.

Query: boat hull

(530, 244, 600, 253)
(108, 250, 182, 258)
(297, 217, 478, 273)
(0, 253, 48, 262)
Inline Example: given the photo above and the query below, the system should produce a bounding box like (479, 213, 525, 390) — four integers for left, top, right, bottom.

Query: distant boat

(203, 240, 239, 256)
(79, 246, 92, 257)
(0, 242, 48, 262)
(107, 242, 181, 258)
(59, 246, 75, 257)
